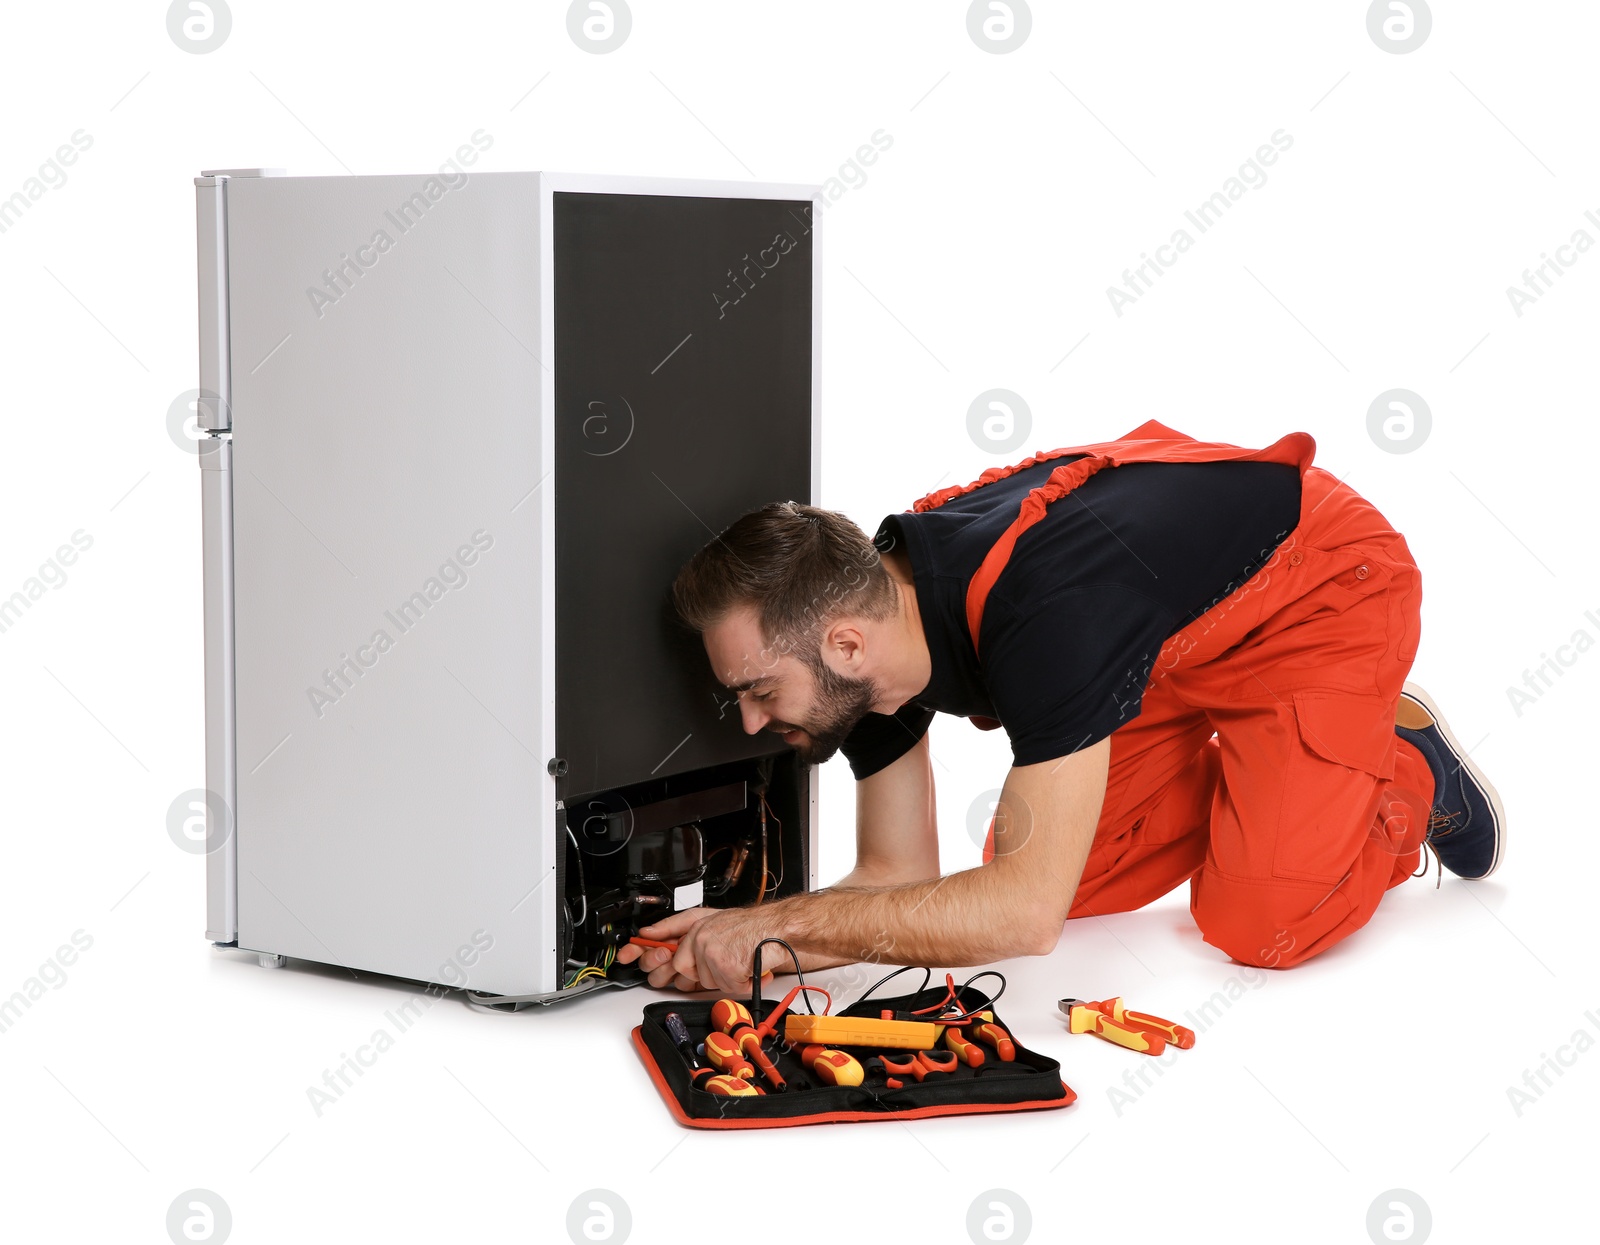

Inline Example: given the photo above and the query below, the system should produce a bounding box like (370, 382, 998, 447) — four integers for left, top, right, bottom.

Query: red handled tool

(713, 998, 787, 1093)
(627, 939, 776, 984)
(866, 1049, 959, 1085)
(731, 1024, 786, 1092)
(755, 984, 832, 1042)
(944, 1026, 986, 1068)
(970, 1010, 1016, 1062)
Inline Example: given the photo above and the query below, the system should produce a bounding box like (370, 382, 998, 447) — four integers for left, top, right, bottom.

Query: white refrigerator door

(224, 171, 553, 996)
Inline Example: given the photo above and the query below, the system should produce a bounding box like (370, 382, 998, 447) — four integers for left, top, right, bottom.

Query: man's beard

(780, 660, 879, 765)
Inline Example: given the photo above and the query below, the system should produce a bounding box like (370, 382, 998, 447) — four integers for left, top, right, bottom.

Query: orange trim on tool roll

(631, 1029, 1076, 1131)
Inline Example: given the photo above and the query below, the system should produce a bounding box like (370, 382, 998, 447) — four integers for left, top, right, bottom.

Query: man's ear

(821, 618, 869, 672)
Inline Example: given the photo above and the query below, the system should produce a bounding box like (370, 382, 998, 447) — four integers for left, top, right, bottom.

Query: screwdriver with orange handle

(704, 1074, 764, 1097)
(710, 998, 753, 1032)
(730, 1025, 787, 1092)
(703, 1030, 757, 1080)
(712, 998, 788, 1093)
(1092, 997, 1196, 1050)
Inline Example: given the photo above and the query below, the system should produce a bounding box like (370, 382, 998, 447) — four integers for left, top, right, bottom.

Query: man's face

(702, 607, 879, 765)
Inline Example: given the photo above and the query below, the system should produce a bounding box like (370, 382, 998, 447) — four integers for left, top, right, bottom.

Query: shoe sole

(1401, 681, 1506, 879)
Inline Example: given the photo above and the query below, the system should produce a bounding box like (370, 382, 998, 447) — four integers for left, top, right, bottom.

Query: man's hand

(612, 907, 717, 991)
(670, 904, 791, 995)
(613, 905, 791, 995)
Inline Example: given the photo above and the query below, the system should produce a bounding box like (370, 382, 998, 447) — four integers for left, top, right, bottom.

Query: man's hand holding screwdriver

(613, 905, 848, 994)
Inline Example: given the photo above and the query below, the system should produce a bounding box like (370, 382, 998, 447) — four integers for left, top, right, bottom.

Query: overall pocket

(1271, 690, 1399, 883)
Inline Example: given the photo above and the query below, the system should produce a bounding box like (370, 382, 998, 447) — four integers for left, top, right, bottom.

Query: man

(616, 420, 1505, 995)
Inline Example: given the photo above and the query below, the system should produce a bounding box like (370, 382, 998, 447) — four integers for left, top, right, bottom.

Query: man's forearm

(758, 859, 1064, 968)
(752, 864, 925, 976)
(682, 745, 1106, 992)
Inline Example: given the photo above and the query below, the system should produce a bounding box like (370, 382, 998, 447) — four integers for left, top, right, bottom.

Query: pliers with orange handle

(943, 1025, 986, 1067)
(969, 1010, 1016, 1062)
(1093, 997, 1195, 1050)
(1059, 997, 1195, 1057)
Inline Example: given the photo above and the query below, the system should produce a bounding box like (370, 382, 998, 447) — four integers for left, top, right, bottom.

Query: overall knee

(1192, 876, 1323, 970)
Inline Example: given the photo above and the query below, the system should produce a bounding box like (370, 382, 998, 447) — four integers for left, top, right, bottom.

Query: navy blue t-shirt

(837, 457, 1301, 777)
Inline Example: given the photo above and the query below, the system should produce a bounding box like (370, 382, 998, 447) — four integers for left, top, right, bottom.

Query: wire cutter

(1058, 997, 1195, 1057)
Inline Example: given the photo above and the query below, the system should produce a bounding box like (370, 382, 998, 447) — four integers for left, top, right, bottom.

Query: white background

(1, 2, 1595, 1242)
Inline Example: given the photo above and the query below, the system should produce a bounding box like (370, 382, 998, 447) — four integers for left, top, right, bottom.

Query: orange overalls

(923, 420, 1434, 969)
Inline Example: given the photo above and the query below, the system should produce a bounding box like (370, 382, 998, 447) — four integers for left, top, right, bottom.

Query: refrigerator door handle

(196, 173, 237, 942)
(198, 437, 237, 943)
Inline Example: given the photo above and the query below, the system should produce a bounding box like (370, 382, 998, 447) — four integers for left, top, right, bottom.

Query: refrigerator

(193, 167, 822, 1003)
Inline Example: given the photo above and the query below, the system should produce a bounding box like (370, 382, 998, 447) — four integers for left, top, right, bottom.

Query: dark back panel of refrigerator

(553, 191, 814, 798)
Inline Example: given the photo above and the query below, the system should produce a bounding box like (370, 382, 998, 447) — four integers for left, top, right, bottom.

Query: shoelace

(1412, 839, 1443, 889)
(1412, 808, 1463, 889)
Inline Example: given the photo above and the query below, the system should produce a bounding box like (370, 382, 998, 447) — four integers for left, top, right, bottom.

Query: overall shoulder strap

(909, 419, 1206, 513)
(906, 425, 1316, 659)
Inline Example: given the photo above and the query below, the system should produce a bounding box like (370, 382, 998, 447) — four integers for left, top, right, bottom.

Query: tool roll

(633, 981, 1075, 1129)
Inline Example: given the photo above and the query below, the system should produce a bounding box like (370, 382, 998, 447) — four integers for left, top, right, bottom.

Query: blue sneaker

(1395, 683, 1506, 881)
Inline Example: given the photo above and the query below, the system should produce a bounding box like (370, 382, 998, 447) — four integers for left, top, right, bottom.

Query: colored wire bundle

(564, 942, 616, 988)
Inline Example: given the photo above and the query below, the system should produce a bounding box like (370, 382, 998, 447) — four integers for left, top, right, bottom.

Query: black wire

(937, 969, 1008, 1024)
(844, 965, 933, 1013)
(748, 936, 811, 1021)
(842, 966, 1007, 1022)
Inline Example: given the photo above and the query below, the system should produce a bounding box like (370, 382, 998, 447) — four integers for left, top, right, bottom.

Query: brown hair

(671, 501, 897, 662)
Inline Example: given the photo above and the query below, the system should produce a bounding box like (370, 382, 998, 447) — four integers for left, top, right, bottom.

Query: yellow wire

(565, 943, 620, 989)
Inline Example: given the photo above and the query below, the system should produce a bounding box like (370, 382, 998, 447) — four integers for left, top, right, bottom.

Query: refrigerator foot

(257, 953, 286, 969)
